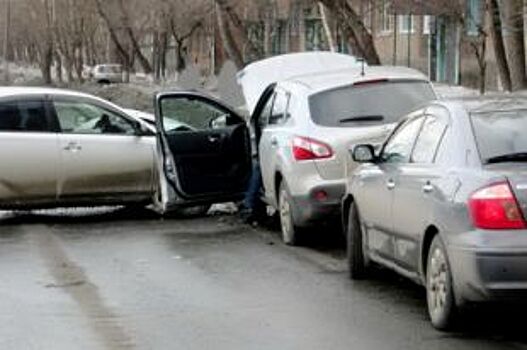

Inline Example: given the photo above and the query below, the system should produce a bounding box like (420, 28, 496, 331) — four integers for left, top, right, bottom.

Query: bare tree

(318, 0, 380, 64)
(117, 0, 152, 74)
(93, 0, 131, 80)
(214, 0, 245, 68)
(2, 0, 11, 83)
(487, 0, 512, 91)
(501, 0, 527, 90)
(318, 2, 337, 52)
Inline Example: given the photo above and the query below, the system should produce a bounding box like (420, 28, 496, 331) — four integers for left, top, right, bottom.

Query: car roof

(0, 86, 131, 115)
(0, 86, 99, 99)
(282, 66, 429, 95)
(438, 95, 527, 114)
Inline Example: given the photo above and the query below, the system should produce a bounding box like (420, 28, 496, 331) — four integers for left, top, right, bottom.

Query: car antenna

(358, 58, 366, 76)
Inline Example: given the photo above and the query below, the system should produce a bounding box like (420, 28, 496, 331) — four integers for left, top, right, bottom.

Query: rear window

(0, 100, 49, 132)
(471, 110, 527, 162)
(309, 80, 436, 127)
(99, 65, 122, 74)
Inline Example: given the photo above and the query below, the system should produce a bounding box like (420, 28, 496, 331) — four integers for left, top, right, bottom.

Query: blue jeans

(244, 164, 263, 211)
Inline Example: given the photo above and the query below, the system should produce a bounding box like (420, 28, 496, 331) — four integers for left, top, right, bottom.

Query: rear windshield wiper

(339, 115, 384, 123)
(486, 152, 527, 164)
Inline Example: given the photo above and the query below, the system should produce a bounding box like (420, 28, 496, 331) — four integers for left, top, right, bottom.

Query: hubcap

(279, 190, 293, 242)
(427, 247, 449, 316)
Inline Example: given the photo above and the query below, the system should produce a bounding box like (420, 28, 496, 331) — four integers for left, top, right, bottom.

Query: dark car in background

(343, 98, 527, 330)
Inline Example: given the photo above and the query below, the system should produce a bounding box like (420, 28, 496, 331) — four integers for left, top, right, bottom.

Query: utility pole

(393, 13, 397, 65)
(3, 0, 11, 84)
(407, 13, 412, 67)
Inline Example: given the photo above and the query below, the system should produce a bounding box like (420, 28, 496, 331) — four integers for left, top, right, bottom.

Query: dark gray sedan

(342, 98, 527, 330)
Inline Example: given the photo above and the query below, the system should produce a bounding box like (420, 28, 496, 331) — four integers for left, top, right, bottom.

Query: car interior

(159, 95, 252, 198)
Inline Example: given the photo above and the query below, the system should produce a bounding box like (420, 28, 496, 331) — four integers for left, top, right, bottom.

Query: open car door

(155, 92, 252, 212)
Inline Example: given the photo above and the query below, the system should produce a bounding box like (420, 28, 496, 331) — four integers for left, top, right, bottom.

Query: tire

(346, 203, 368, 280)
(278, 182, 301, 246)
(426, 235, 457, 330)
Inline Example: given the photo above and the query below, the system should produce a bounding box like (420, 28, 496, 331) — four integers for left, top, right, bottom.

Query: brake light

(353, 78, 389, 87)
(468, 182, 526, 230)
(292, 136, 333, 161)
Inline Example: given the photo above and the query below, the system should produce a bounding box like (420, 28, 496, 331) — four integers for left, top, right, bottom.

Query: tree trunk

(55, 52, 63, 83)
(40, 45, 53, 84)
(75, 46, 84, 83)
(3, 0, 11, 84)
(319, 2, 337, 52)
(94, 0, 131, 76)
(118, 0, 152, 75)
(160, 31, 168, 79)
(215, 2, 245, 69)
(487, 0, 512, 91)
(263, 5, 272, 57)
(318, 0, 380, 65)
(501, 0, 527, 90)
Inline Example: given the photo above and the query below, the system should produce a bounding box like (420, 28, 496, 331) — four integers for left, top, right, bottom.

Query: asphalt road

(1, 208, 526, 350)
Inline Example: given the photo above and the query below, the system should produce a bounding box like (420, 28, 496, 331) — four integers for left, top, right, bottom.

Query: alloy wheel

(427, 246, 449, 318)
(279, 189, 293, 244)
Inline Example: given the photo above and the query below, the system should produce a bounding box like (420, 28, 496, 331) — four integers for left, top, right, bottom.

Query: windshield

(471, 110, 527, 163)
(309, 80, 436, 127)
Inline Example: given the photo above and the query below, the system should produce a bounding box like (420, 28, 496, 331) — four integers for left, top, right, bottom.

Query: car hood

(237, 52, 363, 115)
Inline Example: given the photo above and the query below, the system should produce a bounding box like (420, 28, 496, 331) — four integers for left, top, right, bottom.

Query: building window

(304, 7, 327, 51)
(423, 15, 432, 35)
(362, 1, 373, 33)
(271, 20, 287, 55)
(466, 0, 482, 35)
(378, 0, 393, 33)
(399, 15, 415, 34)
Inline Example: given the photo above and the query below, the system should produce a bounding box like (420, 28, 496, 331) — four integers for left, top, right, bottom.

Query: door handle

(270, 137, 278, 147)
(423, 182, 434, 193)
(63, 142, 82, 152)
(208, 135, 221, 143)
(386, 179, 395, 190)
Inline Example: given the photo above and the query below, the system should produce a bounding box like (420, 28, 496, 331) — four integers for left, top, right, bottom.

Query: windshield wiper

(486, 152, 527, 164)
(339, 115, 384, 123)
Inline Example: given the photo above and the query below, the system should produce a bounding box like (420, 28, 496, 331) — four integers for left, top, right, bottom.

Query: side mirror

(352, 144, 376, 163)
(135, 121, 154, 136)
(210, 114, 228, 129)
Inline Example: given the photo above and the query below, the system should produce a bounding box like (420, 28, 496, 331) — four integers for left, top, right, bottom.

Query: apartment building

(182, 0, 496, 89)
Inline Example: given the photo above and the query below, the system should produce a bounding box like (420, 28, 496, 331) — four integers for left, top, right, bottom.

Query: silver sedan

(343, 97, 527, 330)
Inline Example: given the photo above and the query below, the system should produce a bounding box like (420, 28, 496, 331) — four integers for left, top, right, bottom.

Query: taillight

(292, 136, 333, 161)
(468, 182, 526, 230)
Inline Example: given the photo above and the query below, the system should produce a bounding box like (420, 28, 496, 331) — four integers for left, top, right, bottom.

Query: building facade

(182, 0, 497, 89)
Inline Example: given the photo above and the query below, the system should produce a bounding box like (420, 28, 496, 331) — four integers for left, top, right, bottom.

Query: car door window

(0, 100, 49, 132)
(268, 90, 290, 126)
(412, 115, 448, 164)
(257, 93, 275, 130)
(54, 101, 136, 135)
(160, 97, 236, 132)
(381, 117, 424, 163)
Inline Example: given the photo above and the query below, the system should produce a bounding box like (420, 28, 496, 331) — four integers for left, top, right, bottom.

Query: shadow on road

(353, 266, 527, 344)
(0, 206, 228, 226)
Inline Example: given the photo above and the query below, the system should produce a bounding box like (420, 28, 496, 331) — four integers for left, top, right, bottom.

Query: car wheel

(347, 203, 368, 280)
(426, 235, 457, 330)
(278, 182, 301, 246)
